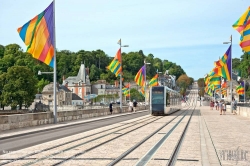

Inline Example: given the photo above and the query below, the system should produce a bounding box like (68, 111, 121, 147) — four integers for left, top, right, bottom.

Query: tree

(197, 78, 205, 97)
(130, 88, 144, 102)
(37, 78, 50, 93)
(0, 44, 4, 59)
(0, 66, 38, 109)
(89, 64, 101, 82)
(176, 74, 190, 96)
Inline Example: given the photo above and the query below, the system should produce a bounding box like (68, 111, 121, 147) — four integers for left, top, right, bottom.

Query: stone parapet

(0, 106, 147, 131)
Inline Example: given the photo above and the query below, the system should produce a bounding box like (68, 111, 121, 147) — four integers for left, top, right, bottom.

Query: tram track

(1, 91, 200, 166)
(49, 114, 177, 166)
(0, 115, 155, 166)
(22, 110, 185, 166)
(107, 98, 197, 166)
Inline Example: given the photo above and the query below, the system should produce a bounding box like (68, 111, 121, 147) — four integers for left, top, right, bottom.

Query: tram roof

(151, 86, 178, 93)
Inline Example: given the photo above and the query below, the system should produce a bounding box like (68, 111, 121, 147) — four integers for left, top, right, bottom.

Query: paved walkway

(198, 104, 250, 166)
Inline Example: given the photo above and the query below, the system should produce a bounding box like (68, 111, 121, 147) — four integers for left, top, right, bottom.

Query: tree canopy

(0, 43, 189, 109)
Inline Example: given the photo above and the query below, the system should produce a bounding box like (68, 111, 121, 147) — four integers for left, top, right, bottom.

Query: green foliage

(0, 44, 4, 59)
(0, 66, 38, 109)
(37, 78, 50, 93)
(130, 88, 144, 102)
(176, 74, 193, 96)
(0, 43, 188, 109)
(197, 78, 205, 97)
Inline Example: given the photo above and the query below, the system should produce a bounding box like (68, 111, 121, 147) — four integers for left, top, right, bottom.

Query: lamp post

(38, 70, 54, 75)
(144, 60, 151, 109)
(223, 35, 233, 113)
(157, 70, 162, 85)
(38, 70, 57, 122)
(117, 39, 129, 112)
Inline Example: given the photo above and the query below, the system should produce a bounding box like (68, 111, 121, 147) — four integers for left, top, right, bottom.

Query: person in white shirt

(129, 101, 133, 112)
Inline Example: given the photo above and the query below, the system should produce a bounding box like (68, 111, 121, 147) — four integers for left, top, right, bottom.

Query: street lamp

(38, 70, 57, 122)
(117, 39, 129, 112)
(157, 71, 162, 85)
(38, 70, 54, 75)
(144, 61, 151, 109)
(223, 35, 233, 113)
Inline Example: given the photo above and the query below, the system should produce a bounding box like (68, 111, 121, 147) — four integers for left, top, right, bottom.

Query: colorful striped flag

(134, 65, 145, 86)
(232, 7, 250, 54)
(139, 87, 145, 97)
(149, 74, 159, 87)
(236, 85, 244, 95)
(222, 88, 227, 96)
(214, 46, 231, 80)
(107, 49, 122, 77)
(209, 75, 221, 87)
(17, 2, 54, 67)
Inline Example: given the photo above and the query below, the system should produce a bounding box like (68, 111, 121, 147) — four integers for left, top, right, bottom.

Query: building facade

(62, 63, 91, 102)
(41, 83, 73, 106)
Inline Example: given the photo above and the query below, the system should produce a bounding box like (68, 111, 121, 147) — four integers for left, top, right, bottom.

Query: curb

(0, 110, 148, 140)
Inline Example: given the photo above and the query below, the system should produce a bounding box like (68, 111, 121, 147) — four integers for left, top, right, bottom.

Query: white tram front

(150, 86, 181, 115)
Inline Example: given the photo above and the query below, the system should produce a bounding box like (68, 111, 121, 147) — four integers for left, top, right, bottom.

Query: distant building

(92, 80, 119, 95)
(62, 63, 91, 101)
(41, 83, 72, 106)
(72, 93, 84, 106)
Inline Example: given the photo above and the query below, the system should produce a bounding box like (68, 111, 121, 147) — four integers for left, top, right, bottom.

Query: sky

(0, 0, 249, 80)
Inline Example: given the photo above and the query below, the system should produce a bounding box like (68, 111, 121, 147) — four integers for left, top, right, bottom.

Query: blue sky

(0, 0, 249, 80)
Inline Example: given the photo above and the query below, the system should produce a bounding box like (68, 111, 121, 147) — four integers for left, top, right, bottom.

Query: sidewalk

(199, 105, 250, 165)
(0, 110, 148, 140)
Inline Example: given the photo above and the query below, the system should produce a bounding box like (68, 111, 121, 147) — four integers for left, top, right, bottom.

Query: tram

(150, 86, 182, 115)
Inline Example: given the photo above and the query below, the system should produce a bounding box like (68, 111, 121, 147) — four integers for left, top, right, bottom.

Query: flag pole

(244, 80, 246, 103)
(144, 61, 147, 109)
(119, 39, 122, 112)
(53, 0, 57, 123)
(230, 35, 233, 113)
(129, 82, 131, 101)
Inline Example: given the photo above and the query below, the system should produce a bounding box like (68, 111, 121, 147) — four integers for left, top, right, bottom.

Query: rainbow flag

(232, 7, 250, 54)
(17, 2, 54, 67)
(107, 49, 122, 77)
(134, 65, 145, 86)
(209, 75, 221, 88)
(222, 88, 227, 96)
(214, 46, 231, 80)
(149, 74, 159, 87)
(139, 87, 145, 96)
(236, 85, 244, 95)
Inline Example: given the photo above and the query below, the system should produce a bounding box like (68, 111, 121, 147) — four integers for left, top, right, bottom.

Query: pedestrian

(215, 101, 219, 110)
(222, 102, 226, 115)
(129, 101, 133, 112)
(210, 101, 214, 110)
(219, 101, 222, 115)
(232, 98, 237, 115)
(109, 102, 113, 115)
(133, 100, 137, 112)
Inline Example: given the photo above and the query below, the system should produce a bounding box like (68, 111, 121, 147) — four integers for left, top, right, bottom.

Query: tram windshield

(152, 87, 164, 104)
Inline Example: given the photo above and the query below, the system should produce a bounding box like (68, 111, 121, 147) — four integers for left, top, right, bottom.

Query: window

(101, 85, 103, 89)
(49, 95, 51, 98)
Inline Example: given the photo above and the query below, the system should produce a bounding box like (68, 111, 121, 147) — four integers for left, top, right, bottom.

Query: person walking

(109, 102, 113, 115)
(129, 101, 133, 112)
(220, 101, 226, 115)
(232, 98, 237, 115)
(215, 101, 219, 110)
(210, 101, 214, 110)
(133, 100, 137, 112)
(219, 101, 222, 115)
